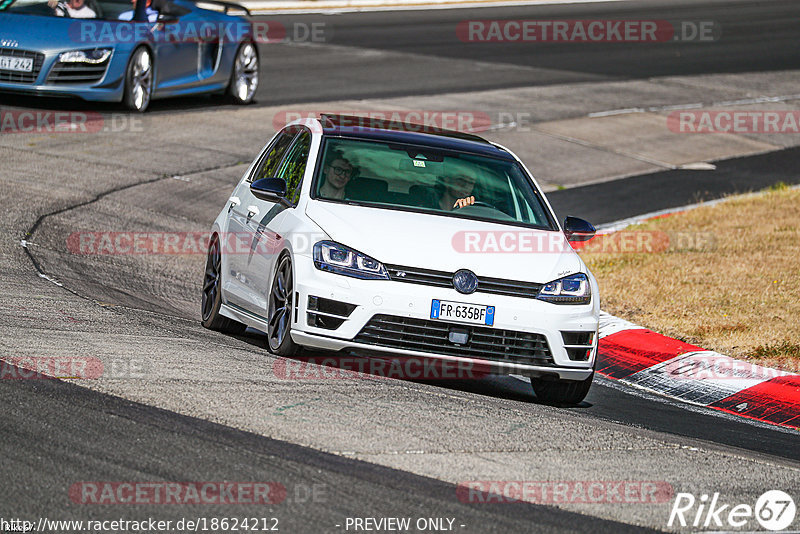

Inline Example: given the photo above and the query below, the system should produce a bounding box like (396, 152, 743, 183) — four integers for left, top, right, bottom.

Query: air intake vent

(306, 296, 356, 330)
(47, 60, 109, 85)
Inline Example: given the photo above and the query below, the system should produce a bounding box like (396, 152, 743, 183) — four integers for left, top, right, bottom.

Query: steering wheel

(55, 2, 72, 16)
(456, 200, 494, 210)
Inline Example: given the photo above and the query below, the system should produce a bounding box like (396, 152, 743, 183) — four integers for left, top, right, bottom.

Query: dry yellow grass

(581, 184, 800, 371)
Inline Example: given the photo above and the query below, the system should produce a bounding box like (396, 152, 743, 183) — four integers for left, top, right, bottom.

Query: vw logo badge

(452, 269, 478, 294)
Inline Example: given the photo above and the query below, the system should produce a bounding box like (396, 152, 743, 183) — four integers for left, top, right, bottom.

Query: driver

(49, 0, 96, 18)
(438, 172, 477, 211)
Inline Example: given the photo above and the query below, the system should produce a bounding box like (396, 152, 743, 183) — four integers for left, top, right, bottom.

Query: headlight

(313, 241, 389, 280)
(59, 48, 112, 64)
(537, 273, 591, 305)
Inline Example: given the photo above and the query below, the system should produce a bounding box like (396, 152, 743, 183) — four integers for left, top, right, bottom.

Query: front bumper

(0, 49, 124, 103)
(291, 255, 598, 381)
(0, 82, 123, 102)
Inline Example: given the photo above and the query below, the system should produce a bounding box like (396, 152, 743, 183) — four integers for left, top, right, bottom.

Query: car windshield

(313, 137, 556, 230)
(2, 0, 149, 19)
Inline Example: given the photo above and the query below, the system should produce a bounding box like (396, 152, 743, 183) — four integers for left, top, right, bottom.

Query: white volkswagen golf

(202, 115, 600, 404)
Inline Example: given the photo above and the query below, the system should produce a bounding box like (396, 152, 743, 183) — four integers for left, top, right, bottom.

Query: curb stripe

(623, 351, 775, 406)
(710, 375, 800, 429)
(596, 316, 800, 430)
(597, 329, 702, 380)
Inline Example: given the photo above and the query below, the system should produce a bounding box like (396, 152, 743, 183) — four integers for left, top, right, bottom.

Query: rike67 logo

(669, 490, 796, 531)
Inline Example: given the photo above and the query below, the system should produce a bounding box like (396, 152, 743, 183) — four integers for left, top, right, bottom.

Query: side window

(248, 129, 297, 183)
(276, 131, 312, 205)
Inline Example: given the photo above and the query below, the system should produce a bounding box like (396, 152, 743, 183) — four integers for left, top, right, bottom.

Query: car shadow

(0, 93, 250, 115)
(232, 327, 592, 409)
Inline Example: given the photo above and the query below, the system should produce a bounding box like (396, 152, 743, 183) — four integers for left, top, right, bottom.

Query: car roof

(317, 114, 516, 161)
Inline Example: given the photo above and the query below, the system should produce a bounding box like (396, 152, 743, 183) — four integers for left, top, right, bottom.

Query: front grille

(386, 265, 452, 288)
(385, 264, 542, 299)
(0, 49, 45, 84)
(354, 314, 554, 366)
(47, 60, 109, 85)
(478, 275, 543, 299)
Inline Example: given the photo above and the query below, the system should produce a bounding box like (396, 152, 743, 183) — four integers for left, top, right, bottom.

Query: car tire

(201, 235, 246, 334)
(531, 373, 593, 405)
(123, 46, 153, 113)
(267, 253, 300, 357)
(226, 41, 259, 105)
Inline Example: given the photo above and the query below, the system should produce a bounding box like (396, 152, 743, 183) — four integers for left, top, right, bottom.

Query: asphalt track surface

(242, 0, 800, 106)
(5, 0, 799, 111)
(1, 364, 648, 533)
(3, 0, 800, 531)
(547, 146, 800, 225)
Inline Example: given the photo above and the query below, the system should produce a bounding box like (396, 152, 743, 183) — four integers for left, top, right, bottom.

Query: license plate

(431, 299, 495, 326)
(0, 56, 33, 73)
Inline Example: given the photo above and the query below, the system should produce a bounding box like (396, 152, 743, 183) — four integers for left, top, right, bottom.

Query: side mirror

(563, 216, 596, 242)
(250, 177, 287, 204)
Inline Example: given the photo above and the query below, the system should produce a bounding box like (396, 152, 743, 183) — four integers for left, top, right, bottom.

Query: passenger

(118, 0, 159, 21)
(49, 0, 96, 18)
(319, 155, 355, 200)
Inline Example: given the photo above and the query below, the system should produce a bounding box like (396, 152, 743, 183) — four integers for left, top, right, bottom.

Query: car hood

(0, 14, 101, 50)
(305, 201, 581, 284)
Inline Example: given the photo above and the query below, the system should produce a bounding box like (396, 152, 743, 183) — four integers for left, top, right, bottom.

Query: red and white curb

(597, 312, 800, 430)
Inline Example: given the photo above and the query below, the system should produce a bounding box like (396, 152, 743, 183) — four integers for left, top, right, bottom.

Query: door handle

(228, 196, 241, 213)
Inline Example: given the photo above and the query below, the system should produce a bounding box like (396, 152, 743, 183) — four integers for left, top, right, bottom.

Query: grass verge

(579, 184, 800, 371)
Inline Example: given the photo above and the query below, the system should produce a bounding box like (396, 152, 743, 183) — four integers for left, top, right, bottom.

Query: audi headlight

(313, 241, 389, 280)
(59, 48, 112, 64)
(537, 273, 591, 305)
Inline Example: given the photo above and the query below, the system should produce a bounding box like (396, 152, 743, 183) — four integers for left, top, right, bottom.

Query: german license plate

(0, 56, 33, 73)
(430, 299, 494, 326)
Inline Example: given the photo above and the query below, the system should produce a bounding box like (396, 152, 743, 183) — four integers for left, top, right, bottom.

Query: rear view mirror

(563, 216, 596, 242)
